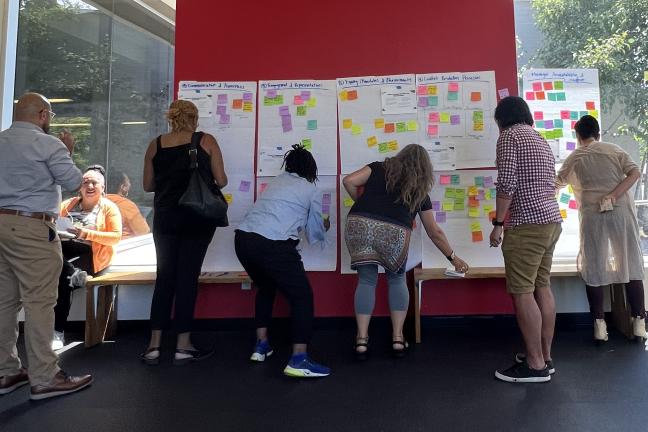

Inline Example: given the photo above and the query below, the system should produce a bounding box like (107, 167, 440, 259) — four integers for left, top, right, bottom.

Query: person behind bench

(53, 164, 122, 350)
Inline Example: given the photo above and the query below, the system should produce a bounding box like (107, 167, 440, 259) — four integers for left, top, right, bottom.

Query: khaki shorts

(501, 223, 562, 295)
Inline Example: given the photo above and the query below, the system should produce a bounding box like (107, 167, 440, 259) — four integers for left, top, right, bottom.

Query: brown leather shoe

(0, 368, 29, 395)
(30, 370, 93, 400)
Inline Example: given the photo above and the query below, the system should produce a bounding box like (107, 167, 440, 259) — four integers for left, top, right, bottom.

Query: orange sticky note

(536, 91, 546, 100)
(342, 118, 352, 129)
(468, 197, 480, 207)
(472, 231, 484, 242)
(232, 99, 243, 109)
(543, 81, 553, 90)
(384, 123, 395, 133)
(488, 211, 496, 221)
(586, 101, 595, 110)
(347, 90, 358, 100)
(374, 118, 385, 129)
(470, 92, 481, 102)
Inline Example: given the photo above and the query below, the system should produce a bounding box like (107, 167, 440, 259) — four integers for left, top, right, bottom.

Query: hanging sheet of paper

(257, 80, 337, 176)
(380, 84, 417, 115)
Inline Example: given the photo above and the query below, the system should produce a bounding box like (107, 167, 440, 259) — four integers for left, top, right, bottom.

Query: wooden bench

(413, 264, 634, 343)
(84, 271, 251, 348)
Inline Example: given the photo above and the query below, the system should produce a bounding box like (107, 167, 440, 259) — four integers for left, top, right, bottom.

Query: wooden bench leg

(85, 284, 99, 347)
(105, 285, 118, 339)
(415, 280, 422, 343)
(85, 284, 117, 347)
(610, 283, 633, 340)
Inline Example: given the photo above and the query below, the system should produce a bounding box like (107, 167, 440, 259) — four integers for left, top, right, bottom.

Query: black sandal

(354, 337, 369, 361)
(391, 339, 409, 358)
(140, 347, 160, 365)
(173, 347, 215, 366)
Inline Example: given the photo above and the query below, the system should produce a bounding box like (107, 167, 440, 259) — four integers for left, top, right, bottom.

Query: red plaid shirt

(496, 124, 562, 228)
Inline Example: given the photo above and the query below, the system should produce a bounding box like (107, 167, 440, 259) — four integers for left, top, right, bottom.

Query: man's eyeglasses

(40, 109, 56, 119)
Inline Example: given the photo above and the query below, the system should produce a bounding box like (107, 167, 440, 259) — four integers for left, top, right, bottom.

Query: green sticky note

(447, 91, 459, 101)
(275, 95, 284, 105)
(450, 174, 460, 185)
(296, 106, 307, 116)
(554, 128, 564, 138)
(554, 119, 564, 128)
(570, 111, 579, 120)
(263, 97, 273, 106)
(307, 119, 317, 130)
(351, 124, 362, 135)
(548, 92, 557, 101)
(396, 122, 407, 133)
(301, 138, 312, 150)
(406, 120, 418, 131)
(378, 142, 388, 153)
(444, 188, 456, 199)
(428, 96, 439, 106)
(454, 199, 465, 211)
(554, 81, 564, 90)
(556, 92, 566, 101)
(455, 188, 466, 199)
(473, 111, 484, 122)
(560, 193, 570, 204)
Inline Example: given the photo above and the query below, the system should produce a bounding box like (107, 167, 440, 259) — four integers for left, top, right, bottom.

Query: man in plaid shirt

(489, 96, 562, 384)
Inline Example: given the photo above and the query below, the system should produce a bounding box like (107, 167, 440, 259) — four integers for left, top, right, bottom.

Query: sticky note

(428, 85, 438, 95)
(554, 129, 564, 138)
(282, 122, 292, 133)
(444, 188, 456, 199)
(435, 211, 446, 223)
(242, 93, 253, 102)
(306, 98, 317, 108)
(470, 92, 481, 102)
(339, 90, 348, 101)
(566, 141, 576, 151)
(588, 110, 599, 119)
(472, 231, 484, 242)
(560, 110, 571, 120)
(427, 125, 438, 136)
(217, 94, 228, 105)
(279, 105, 290, 115)
(483, 176, 494, 187)
(488, 211, 496, 221)
(418, 97, 429, 107)
(440, 175, 451, 185)
(374, 118, 385, 129)
(396, 122, 406, 133)
(300, 90, 311, 100)
(447, 92, 459, 101)
(454, 199, 465, 211)
(554, 81, 564, 90)
(451, 174, 460, 185)
(238, 180, 251, 192)
(483, 204, 494, 213)
(469, 207, 480, 218)
(440, 112, 451, 123)
(560, 209, 567, 219)
(455, 188, 466, 199)
(367, 136, 378, 147)
(342, 118, 352, 129)
(307, 119, 318, 130)
(428, 112, 440, 123)
(468, 186, 478, 196)
(568, 185, 573, 193)
(448, 82, 459, 92)
(468, 198, 480, 208)
(385, 123, 395, 134)
(645, 71, 648, 82)
(560, 193, 570, 204)
(556, 92, 566, 101)
(525, 91, 535, 100)
(428, 96, 439, 106)
(554, 119, 563, 128)
(473, 111, 484, 122)
(259, 183, 268, 194)
(586, 101, 595, 110)
(442, 200, 454, 211)
(266, 89, 277, 98)
(571, 111, 579, 120)
(475, 176, 484, 187)
(579, 110, 588, 118)
(406, 120, 418, 131)
(417, 85, 428, 95)
(378, 142, 388, 153)
(344, 197, 355, 207)
(532, 82, 542, 91)
(301, 139, 312, 150)
(543, 82, 553, 91)
(534, 111, 544, 120)
(536, 91, 546, 100)
(224, 193, 233, 204)
(243, 102, 253, 112)
(232, 99, 243, 109)
(347, 90, 358, 101)
(322, 194, 331, 205)
(545, 120, 554, 129)
(450, 115, 461, 125)
(470, 221, 482, 232)
(215, 105, 226, 115)
(263, 97, 273, 106)
(293, 95, 304, 105)
(351, 124, 362, 135)
(388, 141, 398, 151)
(548, 93, 557, 102)
(498, 88, 510, 98)
(473, 122, 484, 132)
(219, 114, 231, 124)
(321, 204, 330, 215)
(431, 201, 441, 211)
(296, 106, 307, 116)
(569, 200, 578, 210)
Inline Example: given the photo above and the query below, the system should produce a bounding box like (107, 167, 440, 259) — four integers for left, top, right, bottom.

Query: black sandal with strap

(354, 337, 370, 361)
(391, 339, 409, 358)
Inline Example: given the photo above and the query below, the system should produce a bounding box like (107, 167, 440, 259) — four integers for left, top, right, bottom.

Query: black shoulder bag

(178, 132, 229, 227)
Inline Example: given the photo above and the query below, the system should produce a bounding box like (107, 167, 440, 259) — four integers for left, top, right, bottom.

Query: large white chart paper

(522, 69, 601, 162)
(257, 80, 337, 176)
(178, 81, 256, 176)
(416, 71, 498, 170)
(337, 74, 419, 174)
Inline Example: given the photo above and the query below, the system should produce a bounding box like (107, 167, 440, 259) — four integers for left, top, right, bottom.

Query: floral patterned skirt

(344, 214, 410, 274)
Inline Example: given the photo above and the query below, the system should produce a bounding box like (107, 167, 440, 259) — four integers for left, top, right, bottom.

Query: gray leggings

(354, 264, 409, 315)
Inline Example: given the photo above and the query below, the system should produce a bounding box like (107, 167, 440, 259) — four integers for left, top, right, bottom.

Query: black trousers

(586, 280, 646, 319)
(234, 230, 313, 344)
(150, 217, 215, 333)
(55, 240, 96, 332)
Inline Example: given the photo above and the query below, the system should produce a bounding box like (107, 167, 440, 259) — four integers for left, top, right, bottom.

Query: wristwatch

(446, 251, 456, 262)
(492, 220, 504, 227)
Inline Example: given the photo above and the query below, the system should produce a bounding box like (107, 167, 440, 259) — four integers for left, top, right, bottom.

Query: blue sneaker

(283, 354, 330, 378)
(250, 340, 273, 362)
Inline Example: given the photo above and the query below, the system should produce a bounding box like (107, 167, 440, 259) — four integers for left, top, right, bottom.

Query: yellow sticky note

(339, 90, 348, 101)
(483, 204, 494, 213)
(560, 209, 567, 219)
(307, 97, 317, 108)
(468, 186, 478, 196)
(442, 200, 454, 211)
(470, 221, 481, 232)
(567, 184, 573, 194)
(351, 124, 362, 135)
(468, 208, 480, 218)
(484, 189, 492, 200)
(427, 85, 437, 95)
(388, 140, 398, 151)
(342, 118, 353, 129)
(224, 193, 233, 204)
(243, 102, 253, 112)
(473, 122, 484, 131)
(406, 120, 418, 131)
(644, 71, 648, 82)
(588, 109, 599, 119)
(374, 118, 385, 129)
(367, 136, 378, 147)
(344, 197, 354, 207)
(440, 112, 450, 123)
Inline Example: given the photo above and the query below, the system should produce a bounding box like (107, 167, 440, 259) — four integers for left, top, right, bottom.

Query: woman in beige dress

(557, 115, 646, 343)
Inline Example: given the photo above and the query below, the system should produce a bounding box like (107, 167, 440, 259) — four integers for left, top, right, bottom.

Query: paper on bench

(444, 267, 465, 278)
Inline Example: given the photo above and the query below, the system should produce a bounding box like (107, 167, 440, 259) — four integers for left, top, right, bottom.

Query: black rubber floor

(1, 319, 647, 432)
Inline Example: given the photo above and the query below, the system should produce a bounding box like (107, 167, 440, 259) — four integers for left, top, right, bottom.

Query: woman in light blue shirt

(235, 145, 330, 378)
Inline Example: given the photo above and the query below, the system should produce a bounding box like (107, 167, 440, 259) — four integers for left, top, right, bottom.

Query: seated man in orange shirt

(106, 171, 150, 238)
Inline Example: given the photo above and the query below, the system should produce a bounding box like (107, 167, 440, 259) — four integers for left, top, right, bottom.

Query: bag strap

(156, 135, 162, 151)
(188, 131, 204, 170)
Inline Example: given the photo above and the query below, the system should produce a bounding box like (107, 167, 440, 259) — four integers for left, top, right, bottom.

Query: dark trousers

(150, 229, 214, 333)
(234, 230, 313, 344)
(54, 241, 96, 332)
(586, 280, 646, 319)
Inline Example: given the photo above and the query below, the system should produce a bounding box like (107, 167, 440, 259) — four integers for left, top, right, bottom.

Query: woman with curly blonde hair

(343, 144, 468, 359)
(141, 99, 227, 365)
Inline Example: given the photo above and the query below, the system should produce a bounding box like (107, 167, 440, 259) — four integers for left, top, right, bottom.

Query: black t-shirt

(349, 161, 432, 229)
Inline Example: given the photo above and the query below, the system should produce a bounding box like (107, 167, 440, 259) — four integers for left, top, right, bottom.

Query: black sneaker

(514, 353, 555, 374)
(495, 362, 551, 383)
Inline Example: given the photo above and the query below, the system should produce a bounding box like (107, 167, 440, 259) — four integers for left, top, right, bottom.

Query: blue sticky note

(447, 92, 458, 101)
(307, 119, 317, 130)
(428, 96, 439, 106)
(554, 119, 564, 128)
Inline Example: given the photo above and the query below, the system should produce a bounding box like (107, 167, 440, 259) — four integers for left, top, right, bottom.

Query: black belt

(0, 208, 56, 224)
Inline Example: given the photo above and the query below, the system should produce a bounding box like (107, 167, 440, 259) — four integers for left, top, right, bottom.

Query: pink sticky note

(561, 110, 571, 119)
(569, 200, 578, 210)
(533, 111, 544, 120)
(417, 85, 428, 95)
(428, 112, 440, 123)
(532, 82, 542, 92)
(219, 114, 230, 124)
(259, 183, 268, 193)
(440, 175, 451, 185)
(238, 180, 251, 192)
(498, 88, 510, 98)
(427, 124, 439, 136)
(435, 211, 446, 223)
(216, 105, 226, 115)
(293, 95, 303, 105)
(418, 97, 428, 107)
(448, 82, 459, 92)
(525, 91, 535, 101)
(266, 89, 277, 98)
(431, 201, 441, 211)
(217, 94, 228, 105)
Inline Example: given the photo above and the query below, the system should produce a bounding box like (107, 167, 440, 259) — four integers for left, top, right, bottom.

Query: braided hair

(281, 144, 318, 183)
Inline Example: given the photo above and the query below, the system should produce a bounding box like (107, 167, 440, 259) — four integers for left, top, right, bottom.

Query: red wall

(176, 0, 518, 318)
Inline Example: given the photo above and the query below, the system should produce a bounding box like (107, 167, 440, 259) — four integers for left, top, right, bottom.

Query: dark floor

(1, 317, 648, 432)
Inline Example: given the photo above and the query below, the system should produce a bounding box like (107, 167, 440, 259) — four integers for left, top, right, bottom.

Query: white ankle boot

(632, 317, 647, 339)
(594, 319, 608, 342)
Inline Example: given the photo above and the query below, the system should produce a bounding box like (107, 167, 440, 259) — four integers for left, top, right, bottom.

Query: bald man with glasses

(0, 93, 93, 400)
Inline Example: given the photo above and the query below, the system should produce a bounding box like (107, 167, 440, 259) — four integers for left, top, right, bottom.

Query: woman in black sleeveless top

(141, 100, 227, 365)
